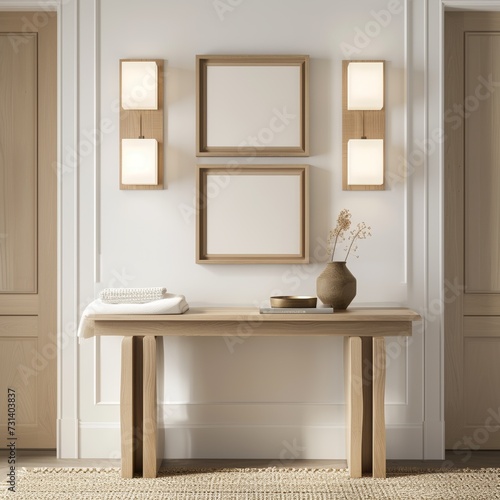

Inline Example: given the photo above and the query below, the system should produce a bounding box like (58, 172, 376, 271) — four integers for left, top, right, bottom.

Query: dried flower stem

(328, 210, 371, 262)
(345, 222, 371, 261)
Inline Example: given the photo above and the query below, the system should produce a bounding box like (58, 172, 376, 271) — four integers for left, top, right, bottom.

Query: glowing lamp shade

(347, 139, 384, 185)
(121, 139, 158, 185)
(121, 61, 158, 110)
(347, 62, 384, 111)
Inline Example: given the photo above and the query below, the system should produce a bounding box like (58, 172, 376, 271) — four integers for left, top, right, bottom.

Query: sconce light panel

(347, 139, 384, 185)
(122, 138, 158, 185)
(121, 61, 158, 110)
(120, 59, 164, 190)
(342, 60, 385, 191)
(347, 62, 384, 111)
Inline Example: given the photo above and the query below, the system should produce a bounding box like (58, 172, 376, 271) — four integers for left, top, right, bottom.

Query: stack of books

(259, 304, 334, 314)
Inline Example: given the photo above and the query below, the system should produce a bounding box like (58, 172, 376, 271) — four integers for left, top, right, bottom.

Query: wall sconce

(120, 59, 163, 190)
(342, 60, 385, 190)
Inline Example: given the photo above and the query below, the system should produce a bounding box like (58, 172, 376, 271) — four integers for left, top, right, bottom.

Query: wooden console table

(88, 307, 420, 479)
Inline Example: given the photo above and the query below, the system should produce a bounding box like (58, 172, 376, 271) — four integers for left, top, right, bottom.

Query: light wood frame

(342, 60, 385, 191)
(196, 165, 309, 264)
(119, 59, 164, 190)
(196, 55, 309, 157)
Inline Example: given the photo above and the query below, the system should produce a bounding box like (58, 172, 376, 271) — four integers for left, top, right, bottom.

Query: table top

(90, 307, 421, 323)
(86, 307, 420, 338)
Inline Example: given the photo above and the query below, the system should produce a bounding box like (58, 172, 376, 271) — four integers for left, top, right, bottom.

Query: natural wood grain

(36, 12, 58, 449)
(120, 59, 164, 190)
(132, 337, 143, 474)
(444, 11, 466, 448)
(0, 34, 37, 292)
(463, 337, 500, 448)
(0, 295, 38, 315)
(142, 336, 157, 478)
(105, 308, 417, 478)
(465, 34, 500, 292)
(372, 337, 386, 478)
(120, 337, 134, 478)
(0, 339, 37, 425)
(196, 165, 309, 264)
(361, 337, 373, 473)
(91, 308, 418, 340)
(346, 336, 363, 478)
(464, 294, 500, 316)
(464, 316, 500, 337)
(0, 316, 38, 337)
(95, 319, 412, 338)
(342, 60, 385, 191)
(446, 12, 500, 450)
(196, 55, 309, 157)
(0, 12, 57, 449)
(91, 307, 421, 323)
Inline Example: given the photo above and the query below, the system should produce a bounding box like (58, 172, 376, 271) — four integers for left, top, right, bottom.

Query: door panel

(465, 33, 500, 293)
(463, 294, 500, 315)
(0, 34, 37, 293)
(0, 338, 38, 425)
(0, 12, 57, 449)
(445, 12, 500, 450)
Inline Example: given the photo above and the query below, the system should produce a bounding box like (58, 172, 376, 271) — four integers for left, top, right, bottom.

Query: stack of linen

(77, 287, 189, 339)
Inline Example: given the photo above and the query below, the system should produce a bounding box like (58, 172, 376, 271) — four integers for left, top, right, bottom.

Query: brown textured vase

(316, 261, 356, 310)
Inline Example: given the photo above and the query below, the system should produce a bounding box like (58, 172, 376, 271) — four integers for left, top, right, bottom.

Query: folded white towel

(77, 294, 189, 339)
(99, 287, 168, 304)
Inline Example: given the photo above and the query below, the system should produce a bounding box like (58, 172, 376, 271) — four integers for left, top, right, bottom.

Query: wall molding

(68, 0, 426, 460)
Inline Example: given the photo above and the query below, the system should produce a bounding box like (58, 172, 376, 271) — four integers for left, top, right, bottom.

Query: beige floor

(1, 450, 499, 478)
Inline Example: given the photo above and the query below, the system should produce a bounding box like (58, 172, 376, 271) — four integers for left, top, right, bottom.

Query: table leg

(372, 337, 386, 478)
(142, 336, 158, 478)
(120, 336, 145, 478)
(345, 336, 363, 478)
(120, 337, 136, 478)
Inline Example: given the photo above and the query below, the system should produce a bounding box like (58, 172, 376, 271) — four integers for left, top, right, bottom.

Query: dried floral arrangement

(328, 209, 371, 262)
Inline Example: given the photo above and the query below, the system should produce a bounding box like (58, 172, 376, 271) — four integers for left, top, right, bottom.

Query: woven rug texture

(1, 467, 499, 500)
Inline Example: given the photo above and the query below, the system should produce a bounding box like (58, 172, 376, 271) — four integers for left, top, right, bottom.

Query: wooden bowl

(270, 296, 317, 308)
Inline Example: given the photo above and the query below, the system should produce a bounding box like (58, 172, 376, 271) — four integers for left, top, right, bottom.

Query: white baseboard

(78, 423, 424, 460)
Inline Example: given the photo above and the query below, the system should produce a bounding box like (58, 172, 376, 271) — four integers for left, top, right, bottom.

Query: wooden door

(0, 12, 57, 448)
(445, 12, 500, 450)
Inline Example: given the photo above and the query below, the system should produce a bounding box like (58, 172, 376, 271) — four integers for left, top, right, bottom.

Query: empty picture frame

(196, 165, 309, 264)
(196, 55, 309, 157)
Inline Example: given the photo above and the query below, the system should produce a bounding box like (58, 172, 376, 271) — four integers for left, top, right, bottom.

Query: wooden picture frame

(196, 165, 309, 264)
(196, 55, 309, 157)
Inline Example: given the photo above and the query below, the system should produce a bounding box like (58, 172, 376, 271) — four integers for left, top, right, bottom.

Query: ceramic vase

(316, 261, 356, 310)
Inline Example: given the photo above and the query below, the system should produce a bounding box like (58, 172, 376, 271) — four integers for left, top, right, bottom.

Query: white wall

(51, 0, 441, 460)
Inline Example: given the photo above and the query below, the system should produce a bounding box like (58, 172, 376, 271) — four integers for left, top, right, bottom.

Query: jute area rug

(1, 467, 499, 500)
